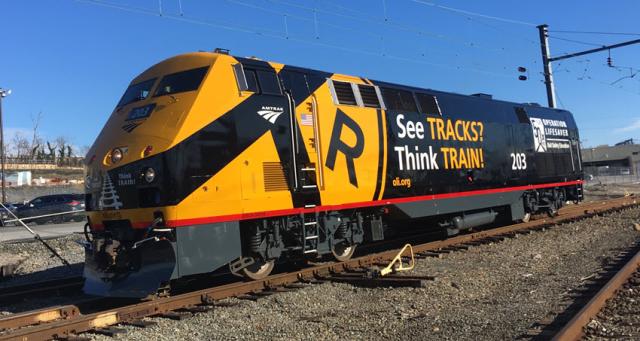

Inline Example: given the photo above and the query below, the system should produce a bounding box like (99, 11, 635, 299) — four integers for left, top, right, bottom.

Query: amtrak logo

(257, 106, 284, 124)
(122, 121, 143, 133)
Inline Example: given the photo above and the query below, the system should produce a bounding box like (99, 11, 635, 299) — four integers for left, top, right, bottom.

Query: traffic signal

(518, 66, 527, 81)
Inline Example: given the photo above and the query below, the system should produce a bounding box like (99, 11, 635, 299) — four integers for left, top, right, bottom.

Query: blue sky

(1, 0, 639, 151)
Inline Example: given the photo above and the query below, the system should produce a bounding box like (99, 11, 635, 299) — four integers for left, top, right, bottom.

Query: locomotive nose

(83, 238, 176, 298)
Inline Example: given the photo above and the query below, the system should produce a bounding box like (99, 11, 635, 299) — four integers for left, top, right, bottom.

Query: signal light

(143, 145, 153, 158)
(517, 66, 528, 81)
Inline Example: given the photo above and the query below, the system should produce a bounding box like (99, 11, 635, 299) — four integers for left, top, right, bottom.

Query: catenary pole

(0, 88, 8, 204)
(537, 24, 640, 109)
(537, 25, 556, 108)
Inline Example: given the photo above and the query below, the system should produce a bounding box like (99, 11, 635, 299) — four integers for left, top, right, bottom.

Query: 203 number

(510, 152, 527, 170)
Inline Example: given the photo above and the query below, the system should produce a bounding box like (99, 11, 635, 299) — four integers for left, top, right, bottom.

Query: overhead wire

(548, 35, 604, 47)
(73, 0, 515, 78)
(408, 0, 537, 27)
(549, 30, 640, 37)
(266, 0, 510, 54)
(224, 0, 382, 40)
(75, 0, 640, 93)
(554, 58, 640, 96)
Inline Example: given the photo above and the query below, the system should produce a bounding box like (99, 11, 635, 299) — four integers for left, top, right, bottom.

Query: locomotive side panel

(314, 77, 384, 205)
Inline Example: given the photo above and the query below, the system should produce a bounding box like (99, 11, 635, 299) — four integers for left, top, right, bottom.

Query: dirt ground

(584, 182, 640, 202)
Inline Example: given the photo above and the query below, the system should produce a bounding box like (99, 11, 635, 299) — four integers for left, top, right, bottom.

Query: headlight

(111, 148, 123, 164)
(144, 167, 156, 183)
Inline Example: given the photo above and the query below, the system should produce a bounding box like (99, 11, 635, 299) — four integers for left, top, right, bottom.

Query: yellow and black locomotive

(83, 50, 583, 297)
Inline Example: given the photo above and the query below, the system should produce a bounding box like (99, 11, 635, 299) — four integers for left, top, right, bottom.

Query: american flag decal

(301, 113, 314, 126)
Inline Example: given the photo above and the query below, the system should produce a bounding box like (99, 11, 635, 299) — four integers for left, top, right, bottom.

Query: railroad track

(543, 236, 640, 340)
(0, 276, 85, 305)
(0, 196, 636, 341)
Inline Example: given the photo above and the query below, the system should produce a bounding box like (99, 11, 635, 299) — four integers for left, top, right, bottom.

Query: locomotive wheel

(241, 259, 275, 280)
(331, 242, 356, 262)
(521, 213, 531, 223)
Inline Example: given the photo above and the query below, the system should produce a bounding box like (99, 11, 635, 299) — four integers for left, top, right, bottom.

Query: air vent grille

(333, 81, 357, 105)
(263, 162, 289, 192)
(358, 85, 381, 108)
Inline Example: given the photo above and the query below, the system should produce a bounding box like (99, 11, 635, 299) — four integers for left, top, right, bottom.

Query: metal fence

(584, 165, 640, 185)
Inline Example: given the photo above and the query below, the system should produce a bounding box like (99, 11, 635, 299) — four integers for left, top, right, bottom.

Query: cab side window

(256, 70, 282, 95)
(244, 69, 259, 92)
(240, 67, 281, 95)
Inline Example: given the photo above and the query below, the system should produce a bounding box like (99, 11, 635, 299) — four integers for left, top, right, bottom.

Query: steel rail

(0, 276, 84, 304)
(0, 196, 637, 341)
(3, 210, 85, 224)
(0, 306, 80, 332)
(552, 245, 640, 340)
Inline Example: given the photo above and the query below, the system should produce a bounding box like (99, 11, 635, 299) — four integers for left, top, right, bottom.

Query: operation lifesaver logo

(530, 117, 570, 152)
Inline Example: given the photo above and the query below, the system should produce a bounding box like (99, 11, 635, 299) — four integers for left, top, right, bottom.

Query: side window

(358, 84, 381, 108)
(279, 71, 310, 102)
(398, 90, 418, 112)
(382, 88, 418, 111)
(416, 93, 442, 116)
(381, 88, 402, 111)
(514, 107, 530, 124)
(244, 69, 259, 92)
(256, 70, 282, 95)
(38, 197, 53, 205)
(332, 81, 357, 105)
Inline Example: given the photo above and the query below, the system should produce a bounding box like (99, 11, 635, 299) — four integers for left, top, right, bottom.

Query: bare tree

(30, 112, 43, 159)
(79, 145, 90, 158)
(54, 136, 70, 164)
(46, 141, 56, 162)
(11, 132, 30, 159)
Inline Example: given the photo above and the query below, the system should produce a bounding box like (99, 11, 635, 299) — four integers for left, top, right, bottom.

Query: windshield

(117, 78, 156, 108)
(154, 66, 209, 97)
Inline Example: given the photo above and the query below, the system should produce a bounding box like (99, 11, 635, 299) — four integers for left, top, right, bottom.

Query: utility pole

(537, 25, 557, 108)
(0, 88, 10, 204)
(537, 24, 640, 108)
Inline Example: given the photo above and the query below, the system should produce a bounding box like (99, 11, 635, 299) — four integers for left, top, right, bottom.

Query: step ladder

(301, 205, 319, 254)
(576, 184, 584, 201)
(300, 166, 318, 190)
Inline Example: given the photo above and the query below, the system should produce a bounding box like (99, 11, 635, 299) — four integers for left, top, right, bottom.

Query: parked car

(15, 194, 86, 224)
(0, 203, 21, 226)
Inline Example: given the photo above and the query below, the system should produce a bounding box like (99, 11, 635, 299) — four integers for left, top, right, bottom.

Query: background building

(582, 139, 640, 178)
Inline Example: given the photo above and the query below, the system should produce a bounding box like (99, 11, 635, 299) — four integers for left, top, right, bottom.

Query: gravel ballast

(80, 206, 640, 341)
(583, 269, 640, 340)
(0, 234, 84, 288)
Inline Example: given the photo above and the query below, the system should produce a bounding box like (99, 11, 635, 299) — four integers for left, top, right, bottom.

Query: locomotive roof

(234, 53, 571, 116)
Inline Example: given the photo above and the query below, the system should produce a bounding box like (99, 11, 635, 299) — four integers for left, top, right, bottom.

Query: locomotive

(83, 50, 583, 297)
